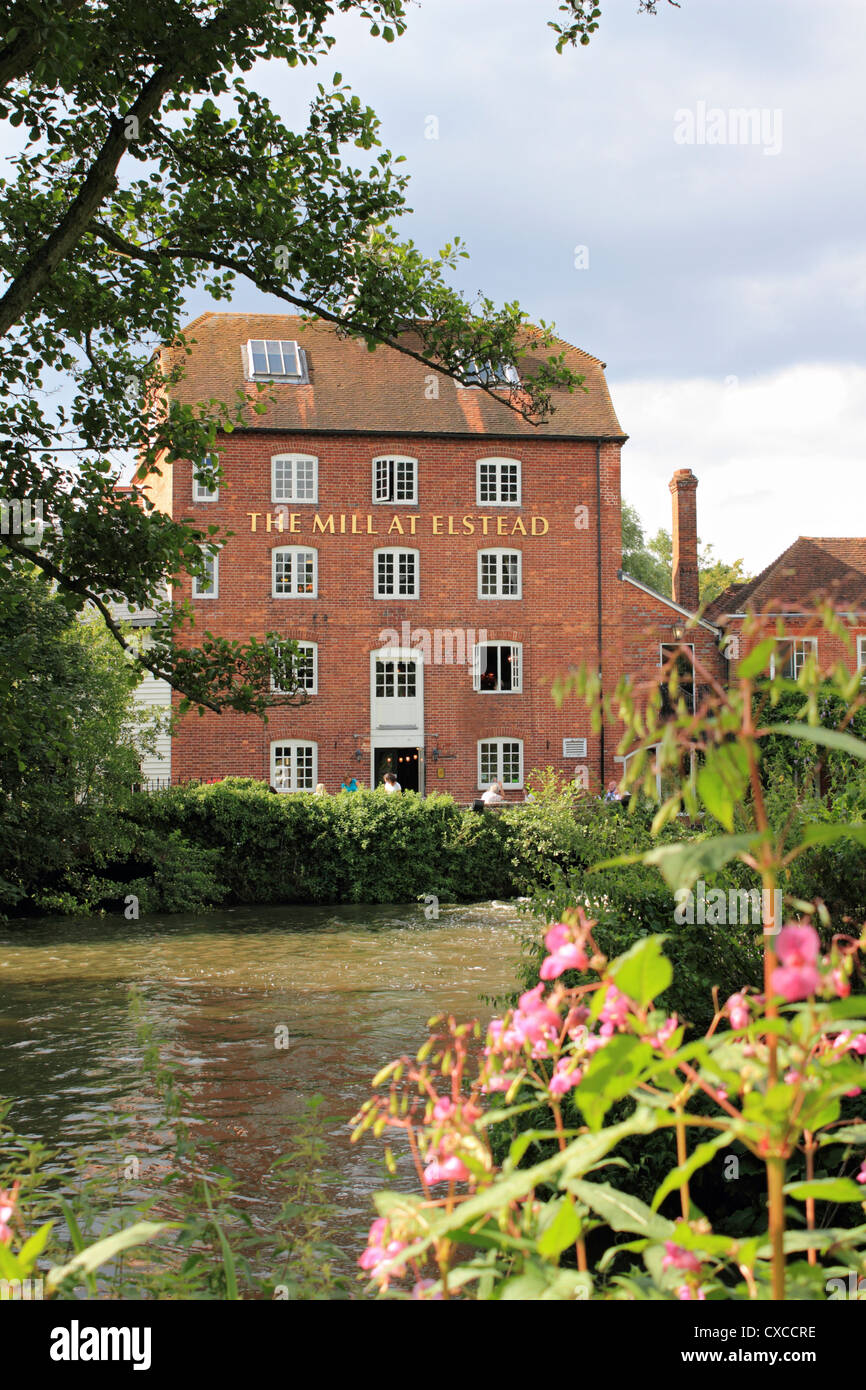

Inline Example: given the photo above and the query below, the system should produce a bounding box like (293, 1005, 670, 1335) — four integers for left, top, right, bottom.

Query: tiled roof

(706, 536, 866, 619)
(163, 313, 626, 439)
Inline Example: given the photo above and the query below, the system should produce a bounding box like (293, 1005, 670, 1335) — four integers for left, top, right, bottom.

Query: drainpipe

(595, 440, 605, 787)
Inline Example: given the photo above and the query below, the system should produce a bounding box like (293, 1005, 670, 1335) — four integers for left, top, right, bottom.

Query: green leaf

(370, 1109, 661, 1280)
(763, 723, 866, 760)
(784, 1178, 866, 1203)
(651, 1135, 729, 1211)
(46, 1221, 175, 1292)
(17, 1220, 53, 1267)
(799, 821, 866, 848)
(576, 1036, 654, 1130)
(737, 639, 776, 678)
(593, 833, 759, 891)
(609, 935, 672, 1007)
(696, 766, 734, 831)
(819, 1124, 866, 1148)
(536, 1198, 581, 1257)
(566, 1180, 673, 1240)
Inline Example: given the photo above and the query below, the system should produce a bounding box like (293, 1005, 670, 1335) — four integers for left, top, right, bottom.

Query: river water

(0, 901, 526, 1271)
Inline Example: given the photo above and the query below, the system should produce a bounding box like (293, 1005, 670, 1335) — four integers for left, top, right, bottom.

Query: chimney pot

(669, 470, 699, 610)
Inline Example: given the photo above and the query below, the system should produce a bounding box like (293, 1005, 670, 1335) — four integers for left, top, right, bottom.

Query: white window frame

(270, 739, 317, 792)
(192, 547, 218, 599)
(373, 547, 419, 599)
(472, 640, 523, 693)
(192, 454, 219, 503)
(456, 360, 521, 389)
(476, 457, 521, 507)
(246, 339, 306, 380)
(271, 641, 317, 695)
(271, 454, 318, 504)
(372, 456, 418, 505)
(272, 546, 318, 598)
(477, 738, 524, 790)
(858, 634, 866, 681)
(769, 637, 818, 679)
(617, 745, 697, 802)
(477, 548, 522, 600)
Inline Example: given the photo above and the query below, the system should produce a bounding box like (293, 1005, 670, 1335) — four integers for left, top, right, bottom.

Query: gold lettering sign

(248, 512, 550, 535)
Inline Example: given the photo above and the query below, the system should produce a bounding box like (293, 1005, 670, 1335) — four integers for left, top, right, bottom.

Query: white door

(370, 647, 424, 734)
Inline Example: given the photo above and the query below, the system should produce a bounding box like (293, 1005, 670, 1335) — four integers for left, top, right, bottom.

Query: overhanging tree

(0, 0, 682, 714)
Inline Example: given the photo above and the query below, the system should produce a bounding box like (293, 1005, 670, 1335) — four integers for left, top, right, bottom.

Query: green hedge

(9, 780, 692, 916)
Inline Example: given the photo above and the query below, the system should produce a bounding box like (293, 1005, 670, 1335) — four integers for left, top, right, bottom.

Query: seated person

(481, 780, 505, 805)
(341, 775, 360, 793)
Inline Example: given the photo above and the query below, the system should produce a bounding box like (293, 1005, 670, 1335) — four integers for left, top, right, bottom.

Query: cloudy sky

(223, 0, 866, 574)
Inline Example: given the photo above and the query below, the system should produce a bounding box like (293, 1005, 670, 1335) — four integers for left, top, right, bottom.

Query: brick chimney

(669, 469, 699, 611)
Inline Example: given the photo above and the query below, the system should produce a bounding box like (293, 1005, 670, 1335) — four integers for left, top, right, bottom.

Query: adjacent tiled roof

(163, 313, 626, 439)
(706, 536, 866, 619)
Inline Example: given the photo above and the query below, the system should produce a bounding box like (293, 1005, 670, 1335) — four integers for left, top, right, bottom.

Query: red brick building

(707, 538, 866, 677)
(137, 313, 728, 799)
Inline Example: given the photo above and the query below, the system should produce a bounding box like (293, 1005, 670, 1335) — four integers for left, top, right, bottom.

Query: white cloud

(614, 364, 866, 573)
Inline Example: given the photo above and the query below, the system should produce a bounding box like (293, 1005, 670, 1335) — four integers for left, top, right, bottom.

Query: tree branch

(89, 222, 562, 422)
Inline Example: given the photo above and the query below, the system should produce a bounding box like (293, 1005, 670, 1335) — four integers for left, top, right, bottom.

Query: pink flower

(662, 1241, 702, 1274)
(545, 922, 572, 953)
(540, 942, 589, 980)
(432, 1096, 454, 1122)
(851, 1035, 866, 1056)
(771, 922, 822, 998)
(677, 1284, 706, 1301)
(784, 1070, 802, 1085)
(856, 1160, 866, 1185)
(776, 923, 820, 966)
(727, 993, 750, 1030)
(506, 985, 561, 1050)
(0, 1184, 19, 1245)
(647, 1015, 679, 1049)
(599, 985, 632, 1035)
(549, 1059, 583, 1096)
(832, 969, 851, 999)
(411, 1279, 442, 1300)
(358, 1218, 407, 1284)
(424, 1155, 470, 1185)
(771, 963, 820, 1003)
(481, 1073, 511, 1093)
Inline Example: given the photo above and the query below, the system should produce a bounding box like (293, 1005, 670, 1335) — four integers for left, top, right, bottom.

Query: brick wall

(170, 431, 635, 799)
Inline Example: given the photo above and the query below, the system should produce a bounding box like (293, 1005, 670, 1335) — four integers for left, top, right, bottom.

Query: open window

(372, 456, 417, 505)
(473, 641, 522, 693)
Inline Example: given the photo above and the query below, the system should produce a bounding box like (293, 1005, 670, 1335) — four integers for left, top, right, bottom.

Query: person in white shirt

(383, 772, 402, 793)
(482, 781, 505, 805)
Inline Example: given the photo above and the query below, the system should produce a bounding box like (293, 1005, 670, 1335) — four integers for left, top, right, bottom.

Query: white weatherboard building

(110, 597, 172, 786)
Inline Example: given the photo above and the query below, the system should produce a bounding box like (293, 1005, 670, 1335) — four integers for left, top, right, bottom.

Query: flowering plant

(353, 611, 866, 1300)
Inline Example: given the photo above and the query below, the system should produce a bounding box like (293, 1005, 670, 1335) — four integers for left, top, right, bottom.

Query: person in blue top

(341, 775, 360, 792)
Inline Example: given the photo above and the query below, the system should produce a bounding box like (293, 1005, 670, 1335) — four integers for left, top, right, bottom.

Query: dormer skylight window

(247, 339, 306, 380)
(457, 359, 521, 389)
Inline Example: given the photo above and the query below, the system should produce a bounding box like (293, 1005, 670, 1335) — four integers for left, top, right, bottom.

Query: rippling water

(0, 901, 526, 1263)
